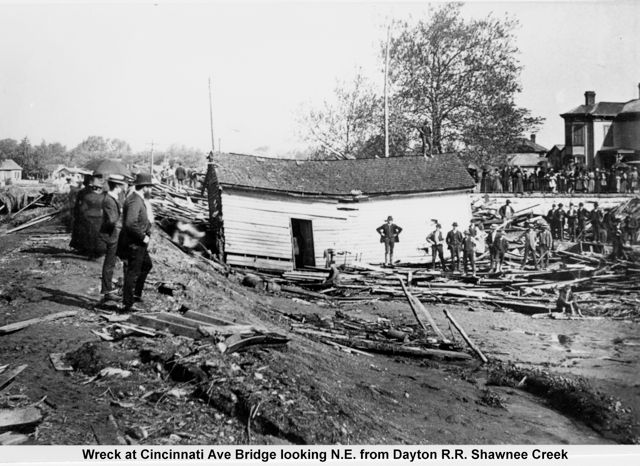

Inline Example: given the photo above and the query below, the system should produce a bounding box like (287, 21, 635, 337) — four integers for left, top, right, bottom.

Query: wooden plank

(183, 310, 246, 327)
(442, 309, 488, 364)
(0, 407, 42, 433)
(157, 313, 260, 335)
(128, 314, 200, 339)
(0, 365, 27, 393)
(398, 278, 449, 342)
(0, 311, 78, 335)
(0, 431, 29, 445)
(488, 299, 551, 315)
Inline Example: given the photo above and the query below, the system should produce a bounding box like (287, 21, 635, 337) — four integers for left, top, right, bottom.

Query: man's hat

(490, 224, 498, 230)
(452, 222, 458, 227)
(107, 174, 127, 185)
(386, 216, 393, 222)
(505, 200, 511, 204)
(463, 229, 470, 235)
(134, 172, 154, 187)
(594, 202, 599, 207)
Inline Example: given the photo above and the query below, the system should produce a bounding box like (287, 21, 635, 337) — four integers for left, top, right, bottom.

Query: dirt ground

(0, 218, 638, 445)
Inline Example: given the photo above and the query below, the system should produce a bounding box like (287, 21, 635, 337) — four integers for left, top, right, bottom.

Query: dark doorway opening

(291, 218, 315, 269)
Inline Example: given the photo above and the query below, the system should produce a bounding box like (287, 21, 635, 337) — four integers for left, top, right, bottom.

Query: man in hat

(99, 174, 128, 305)
(492, 228, 509, 273)
(576, 202, 588, 239)
(376, 216, 402, 266)
(566, 202, 577, 241)
(427, 223, 446, 271)
(498, 199, 514, 220)
(553, 203, 567, 241)
(546, 203, 557, 238)
(537, 223, 553, 269)
(117, 173, 154, 313)
(70, 174, 94, 252)
(591, 202, 605, 243)
(487, 224, 499, 272)
(520, 223, 538, 269)
(462, 229, 477, 277)
(446, 222, 464, 271)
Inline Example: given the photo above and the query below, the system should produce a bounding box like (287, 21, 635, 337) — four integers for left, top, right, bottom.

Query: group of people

(70, 172, 155, 313)
(159, 162, 199, 188)
(479, 165, 640, 195)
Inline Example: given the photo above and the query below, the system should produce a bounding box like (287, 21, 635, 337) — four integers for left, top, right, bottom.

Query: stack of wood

(150, 183, 209, 227)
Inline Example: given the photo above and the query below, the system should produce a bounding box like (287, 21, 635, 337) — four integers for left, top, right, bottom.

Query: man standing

(520, 223, 538, 269)
(376, 216, 402, 266)
(462, 230, 477, 277)
(99, 175, 127, 305)
(591, 202, 605, 243)
(175, 162, 187, 187)
(553, 203, 566, 240)
(492, 229, 509, 273)
(546, 203, 557, 238)
(498, 199, 515, 221)
(427, 223, 446, 271)
(446, 222, 464, 272)
(487, 225, 498, 272)
(566, 202, 577, 242)
(576, 202, 588, 239)
(538, 224, 553, 269)
(117, 173, 154, 313)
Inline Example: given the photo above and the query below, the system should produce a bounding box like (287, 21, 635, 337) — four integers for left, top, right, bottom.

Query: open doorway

(291, 218, 315, 269)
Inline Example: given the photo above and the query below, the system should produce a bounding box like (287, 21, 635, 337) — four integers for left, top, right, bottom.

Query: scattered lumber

(0, 310, 78, 335)
(0, 431, 29, 445)
(2, 209, 63, 235)
(0, 365, 27, 394)
(442, 309, 488, 364)
(0, 407, 42, 433)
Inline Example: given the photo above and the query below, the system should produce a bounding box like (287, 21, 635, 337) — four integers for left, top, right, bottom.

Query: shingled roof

(561, 102, 625, 118)
(212, 153, 475, 196)
(0, 159, 22, 171)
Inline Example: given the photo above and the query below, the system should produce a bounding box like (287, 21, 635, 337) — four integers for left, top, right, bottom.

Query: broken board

(0, 407, 42, 433)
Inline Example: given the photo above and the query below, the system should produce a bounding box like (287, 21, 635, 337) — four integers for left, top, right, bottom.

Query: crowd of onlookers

(477, 165, 640, 194)
(158, 162, 200, 188)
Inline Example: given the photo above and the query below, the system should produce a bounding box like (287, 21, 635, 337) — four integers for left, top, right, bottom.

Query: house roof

(618, 99, 640, 115)
(0, 159, 22, 171)
(212, 152, 476, 196)
(515, 138, 547, 153)
(561, 101, 626, 118)
(506, 153, 546, 167)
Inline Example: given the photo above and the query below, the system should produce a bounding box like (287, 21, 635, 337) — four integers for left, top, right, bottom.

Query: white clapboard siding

(221, 189, 472, 269)
(221, 191, 348, 268)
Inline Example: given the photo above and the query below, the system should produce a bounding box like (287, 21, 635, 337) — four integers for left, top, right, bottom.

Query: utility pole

(218, 138, 221, 154)
(148, 140, 155, 174)
(384, 23, 391, 158)
(208, 77, 215, 153)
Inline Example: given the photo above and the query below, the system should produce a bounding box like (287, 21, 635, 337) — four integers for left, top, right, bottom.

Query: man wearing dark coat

(99, 175, 127, 304)
(117, 173, 154, 313)
(376, 216, 402, 266)
(446, 222, 464, 271)
(70, 174, 94, 252)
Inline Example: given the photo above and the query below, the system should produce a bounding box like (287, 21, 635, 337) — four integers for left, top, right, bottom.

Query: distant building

(205, 153, 476, 270)
(0, 159, 23, 183)
(506, 135, 548, 171)
(51, 166, 92, 185)
(560, 85, 640, 169)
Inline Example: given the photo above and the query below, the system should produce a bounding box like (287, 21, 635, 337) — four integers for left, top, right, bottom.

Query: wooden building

(205, 153, 476, 271)
(0, 159, 23, 183)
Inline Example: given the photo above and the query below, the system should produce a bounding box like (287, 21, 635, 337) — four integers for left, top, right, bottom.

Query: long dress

(78, 190, 107, 258)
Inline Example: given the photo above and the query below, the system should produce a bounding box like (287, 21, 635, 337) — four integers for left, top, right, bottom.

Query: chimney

(585, 91, 596, 106)
(530, 134, 536, 144)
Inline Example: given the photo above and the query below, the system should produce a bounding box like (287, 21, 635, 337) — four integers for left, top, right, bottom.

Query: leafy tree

(0, 138, 19, 161)
(300, 73, 381, 159)
(69, 136, 132, 167)
(388, 3, 543, 157)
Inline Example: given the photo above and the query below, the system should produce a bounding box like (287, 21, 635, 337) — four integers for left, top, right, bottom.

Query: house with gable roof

(205, 153, 475, 271)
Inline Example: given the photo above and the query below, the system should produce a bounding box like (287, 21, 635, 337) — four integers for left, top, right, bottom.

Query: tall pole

(384, 24, 391, 158)
(148, 140, 154, 174)
(208, 77, 215, 153)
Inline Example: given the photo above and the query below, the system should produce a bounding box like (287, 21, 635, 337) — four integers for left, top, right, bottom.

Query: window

(572, 124, 585, 146)
(603, 124, 614, 147)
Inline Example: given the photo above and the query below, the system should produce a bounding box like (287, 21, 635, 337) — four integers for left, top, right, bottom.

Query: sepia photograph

(0, 0, 639, 456)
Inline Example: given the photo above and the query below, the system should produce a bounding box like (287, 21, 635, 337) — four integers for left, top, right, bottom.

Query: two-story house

(560, 85, 640, 169)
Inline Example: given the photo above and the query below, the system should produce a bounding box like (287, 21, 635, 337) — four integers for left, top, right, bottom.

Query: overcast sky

(0, 0, 638, 155)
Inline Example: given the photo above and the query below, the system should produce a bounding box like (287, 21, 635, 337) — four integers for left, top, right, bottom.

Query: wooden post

(383, 24, 390, 158)
(442, 309, 488, 364)
(209, 77, 215, 153)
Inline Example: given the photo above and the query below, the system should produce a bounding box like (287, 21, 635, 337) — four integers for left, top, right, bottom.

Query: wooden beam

(0, 311, 77, 335)
(0, 407, 42, 433)
(0, 365, 27, 394)
(398, 278, 449, 342)
(442, 309, 488, 364)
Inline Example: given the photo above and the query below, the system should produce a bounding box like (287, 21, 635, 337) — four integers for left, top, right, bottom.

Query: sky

(0, 0, 638, 156)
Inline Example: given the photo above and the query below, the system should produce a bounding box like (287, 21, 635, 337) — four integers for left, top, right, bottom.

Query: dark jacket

(377, 223, 402, 243)
(117, 192, 152, 258)
(100, 193, 122, 245)
(446, 230, 464, 250)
